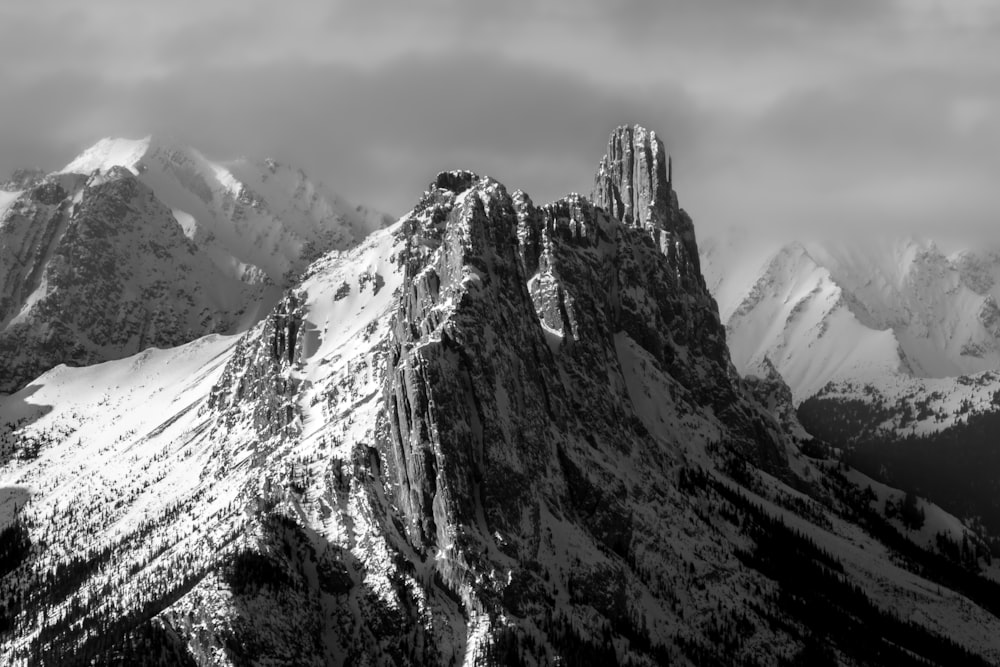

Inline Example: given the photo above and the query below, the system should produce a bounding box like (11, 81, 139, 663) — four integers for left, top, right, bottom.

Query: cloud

(687, 66, 1000, 240)
(0, 53, 709, 215)
(1, 1, 998, 244)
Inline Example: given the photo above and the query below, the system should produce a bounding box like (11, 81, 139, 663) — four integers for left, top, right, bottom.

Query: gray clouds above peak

(1, 1, 999, 242)
(0, 53, 707, 213)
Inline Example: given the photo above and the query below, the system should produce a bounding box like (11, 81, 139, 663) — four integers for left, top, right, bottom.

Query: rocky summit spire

(593, 124, 704, 292)
(593, 124, 669, 231)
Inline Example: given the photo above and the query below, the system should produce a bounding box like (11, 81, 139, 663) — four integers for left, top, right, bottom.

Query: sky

(2, 0, 999, 243)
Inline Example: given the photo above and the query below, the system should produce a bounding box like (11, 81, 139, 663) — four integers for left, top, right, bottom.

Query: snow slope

(808, 371, 1000, 439)
(0, 190, 19, 217)
(0, 224, 412, 664)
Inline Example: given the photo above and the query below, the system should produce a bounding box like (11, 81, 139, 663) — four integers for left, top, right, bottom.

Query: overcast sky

(2, 0, 999, 242)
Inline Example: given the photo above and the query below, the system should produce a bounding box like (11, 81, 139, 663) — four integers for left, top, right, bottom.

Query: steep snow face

(703, 232, 1000, 401)
(700, 229, 783, 323)
(61, 136, 392, 284)
(805, 237, 999, 378)
(723, 242, 902, 402)
(0, 190, 20, 218)
(63, 136, 154, 174)
(0, 222, 415, 665)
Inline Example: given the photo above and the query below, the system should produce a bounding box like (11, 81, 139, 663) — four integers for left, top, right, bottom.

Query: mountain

(0, 137, 391, 393)
(701, 232, 1000, 403)
(61, 136, 392, 284)
(2, 126, 1000, 665)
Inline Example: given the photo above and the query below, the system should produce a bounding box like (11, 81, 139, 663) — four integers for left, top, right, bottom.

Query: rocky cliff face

(377, 154, 792, 656)
(593, 125, 704, 295)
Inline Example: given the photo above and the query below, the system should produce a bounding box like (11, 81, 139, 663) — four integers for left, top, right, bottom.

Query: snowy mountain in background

(61, 136, 392, 284)
(702, 230, 1000, 403)
(0, 137, 391, 392)
(2, 125, 1000, 666)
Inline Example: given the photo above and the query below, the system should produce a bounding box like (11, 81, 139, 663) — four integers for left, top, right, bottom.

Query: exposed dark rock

(979, 295, 1000, 338)
(593, 123, 704, 293)
(208, 291, 305, 440)
(384, 175, 559, 612)
(380, 129, 790, 650)
(433, 169, 479, 195)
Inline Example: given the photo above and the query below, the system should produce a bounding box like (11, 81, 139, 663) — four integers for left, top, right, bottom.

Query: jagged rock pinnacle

(593, 124, 671, 232)
(433, 170, 480, 195)
(593, 124, 704, 291)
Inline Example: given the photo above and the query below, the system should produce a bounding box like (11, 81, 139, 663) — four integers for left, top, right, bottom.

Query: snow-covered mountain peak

(720, 238, 903, 402)
(61, 135, 217, 177)
(0, 163, 273, 392)
(0, 136, 392, 393)
(56, 136, 393, 286)
(62, 135, 161, 175)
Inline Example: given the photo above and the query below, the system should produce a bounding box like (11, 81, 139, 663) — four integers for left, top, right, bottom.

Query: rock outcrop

(384, 174, 561, 616)
(593, 124, 704, 294)
(377, 128, 789, 658)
